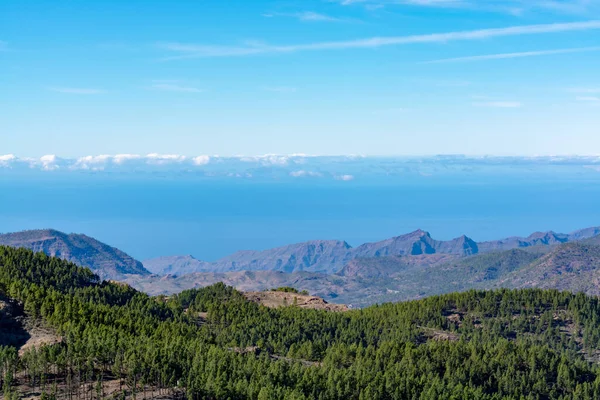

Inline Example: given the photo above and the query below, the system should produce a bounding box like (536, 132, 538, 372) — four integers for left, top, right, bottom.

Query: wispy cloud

(158, 20, 600, 59)
(47, 87, 106, 94)
(150, 82, 203, 93)
(473, 101, 522, 108)
(536, 0, 597, 15)
(335, 0, 501, 13)
(290, 170, 323, 177)
(335, 174, 355, 181)
(263, 11, 342, 22)
(335, 0, 598, 15)
(569, 87, 600, 94)
(424, 46, 600, 64)
(298, 11, 341, 21)
(576, 96, 600, 102)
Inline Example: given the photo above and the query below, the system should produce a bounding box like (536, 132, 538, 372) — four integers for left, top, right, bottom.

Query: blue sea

(2, 156, 600, 261)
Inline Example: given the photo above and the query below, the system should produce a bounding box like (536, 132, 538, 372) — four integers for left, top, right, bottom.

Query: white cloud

(74, 155, 112, 170)
(576, 96, 600, 102)
(290, 170, 323, 177)
(536, 0, 596, 14)
(340, 0, 466, 5)
(146, 153, 187, 164)
(424, 46, 600, 64)
(39, 155, 60, 171)
(192, 155, 211, 165)
(0, 154, 217, 171)
(48, 87, 106, 94)
(569, 87, 600, 94)
(75, 154, 175, 169)
(289, 153, 316, 157)
(239, 155, 291, 166)
(77, 155, 112, 164)
(0, 154, 16, 161)
(158, 20, 600, 59)
(6, 155, 600, 175)
(227, 172, 253, 178)
(336, 0, 598, 15)
(113, 154, 142, 164)
(150, 83, 203, 93)
(0, 154, 16, 167)
(264, 11, 342, 22)
(298, 11, 341, 21)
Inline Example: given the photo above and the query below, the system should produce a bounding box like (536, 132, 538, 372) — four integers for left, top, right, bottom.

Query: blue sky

(1, 0, 600, 157)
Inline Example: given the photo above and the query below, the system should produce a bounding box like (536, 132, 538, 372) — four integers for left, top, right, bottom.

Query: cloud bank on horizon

(2, 154, 600, 182)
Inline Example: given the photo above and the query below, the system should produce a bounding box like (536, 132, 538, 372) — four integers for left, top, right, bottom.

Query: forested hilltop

(4, 246, 600, 399)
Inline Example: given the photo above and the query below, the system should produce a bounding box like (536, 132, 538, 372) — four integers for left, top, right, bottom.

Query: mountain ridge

(3, 226, 600, 307)
(143, 254, 211, 275)
(144, 226, 600, 275)
(0, 229, 150, 280)
(130, 242, 600, 307)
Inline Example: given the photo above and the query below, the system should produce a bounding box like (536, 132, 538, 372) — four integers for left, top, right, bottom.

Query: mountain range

(143, 226, 600, 275)
(128, 240, 600, 307)
(3, 226, 600, 307)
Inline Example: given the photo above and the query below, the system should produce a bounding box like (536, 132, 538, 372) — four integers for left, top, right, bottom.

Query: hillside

(130, 249, 541, 307)
(133, 243, 600, 308)
(496, 243, 600, 294)
(195, 239, 352, 274)
(341, 243, 600, 306)
(339, 254, 457, 278)
(143, 254, 211, 275)
(583, 234, 600, 246)
(4, 246, 600, 399)
(0, 229, 149, 279)
(478, 230, 569, 252)
(126, 270, 372, 305)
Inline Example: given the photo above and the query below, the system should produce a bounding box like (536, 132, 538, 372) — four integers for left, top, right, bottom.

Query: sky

(1, 0, 600, 157)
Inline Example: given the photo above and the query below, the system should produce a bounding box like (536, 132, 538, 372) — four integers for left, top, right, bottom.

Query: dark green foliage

(270, 287, 305, 294)
(3, 245, 600, 399)
(174, 282, 246, 311)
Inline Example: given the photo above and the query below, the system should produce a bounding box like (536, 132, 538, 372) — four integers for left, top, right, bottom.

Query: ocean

(2, 157, 600, 261)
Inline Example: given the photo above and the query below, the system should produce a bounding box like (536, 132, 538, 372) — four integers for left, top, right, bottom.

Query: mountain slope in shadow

(0, 229, 150, 280)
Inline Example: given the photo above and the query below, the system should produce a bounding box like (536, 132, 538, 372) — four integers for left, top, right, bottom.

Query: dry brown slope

(243, 291, 349, 311)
